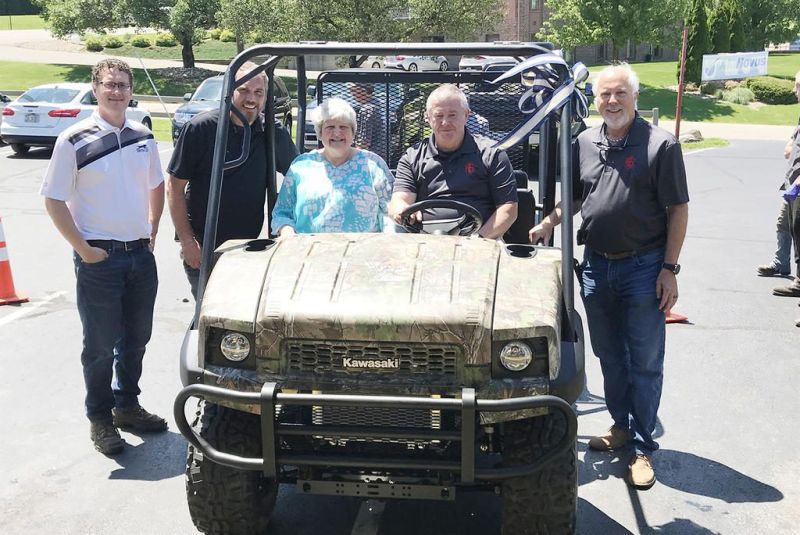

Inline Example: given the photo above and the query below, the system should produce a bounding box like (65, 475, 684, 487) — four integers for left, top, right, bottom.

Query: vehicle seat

(504, 170, 535, 245)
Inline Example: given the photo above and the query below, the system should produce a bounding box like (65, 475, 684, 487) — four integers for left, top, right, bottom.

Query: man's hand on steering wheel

(398, 199, 483, 236)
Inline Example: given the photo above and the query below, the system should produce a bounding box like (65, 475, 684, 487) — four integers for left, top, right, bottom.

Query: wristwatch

(662, 262, 681, 275)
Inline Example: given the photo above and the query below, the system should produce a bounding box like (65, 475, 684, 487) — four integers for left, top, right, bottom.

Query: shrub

(85, 37, 104, 52)
(684, 81, 699, 92)
(744, 76, 796, 105)
(155, 32, 178, 47)
(131, 35, 151, 48)
(721, 86, 755, 105)
(700, 81, 723, 95)
(723, 80, 740, 90)
(103, 35, 123, 49)
(219, 29, 236, 43)
(207, 28, 222, 40)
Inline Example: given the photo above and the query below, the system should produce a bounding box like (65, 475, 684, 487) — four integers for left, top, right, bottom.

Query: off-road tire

(500, 410, 577, 535)
(186, 402, 278, 535)
(10, 143, 29, 155)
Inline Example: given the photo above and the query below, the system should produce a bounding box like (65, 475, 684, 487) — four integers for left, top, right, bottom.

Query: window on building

(531, 0, 539, 8)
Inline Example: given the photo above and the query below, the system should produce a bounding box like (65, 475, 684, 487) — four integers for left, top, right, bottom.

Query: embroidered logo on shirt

(624, 155, 635, 169)
(464, 162, 476, 175)
(136, 144, 149, 153)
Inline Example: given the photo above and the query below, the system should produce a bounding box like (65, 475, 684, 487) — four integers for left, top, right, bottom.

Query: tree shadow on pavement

(108, 429, 186, 481)
(577, 498, 633, 534)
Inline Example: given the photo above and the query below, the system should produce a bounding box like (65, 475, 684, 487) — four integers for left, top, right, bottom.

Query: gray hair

(592, 63, 640, 95)
(311, 97, 357, 138)
(426, 84, 470, 112)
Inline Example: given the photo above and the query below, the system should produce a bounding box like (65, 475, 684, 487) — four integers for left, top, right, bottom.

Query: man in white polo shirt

(41, 59, 166, 455)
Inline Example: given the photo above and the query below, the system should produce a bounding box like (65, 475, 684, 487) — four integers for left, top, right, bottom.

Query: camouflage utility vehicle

(174, 42, 586, 535)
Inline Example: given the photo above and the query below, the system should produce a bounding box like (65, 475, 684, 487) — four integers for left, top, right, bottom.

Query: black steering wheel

(399, 199, 483, 236)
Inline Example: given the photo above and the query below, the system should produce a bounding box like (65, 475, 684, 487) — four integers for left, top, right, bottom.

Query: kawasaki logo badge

(342, 357, 400, 369)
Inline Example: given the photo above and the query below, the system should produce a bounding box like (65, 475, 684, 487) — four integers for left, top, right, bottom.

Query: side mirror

(0, 94, 9, 103)
(183, 92, 192, 101)
(306, 85, 316, 98)
(128, 99, 138, 108)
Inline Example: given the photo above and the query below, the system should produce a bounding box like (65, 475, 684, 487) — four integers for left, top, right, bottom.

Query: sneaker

(112, 405, 168, 432)
(588, 425, 632, 451)
(628, 454, 656, 489)
(757, 264, 790, 277)
(90, 420, 125, 455)
(772, 279, 800, 297)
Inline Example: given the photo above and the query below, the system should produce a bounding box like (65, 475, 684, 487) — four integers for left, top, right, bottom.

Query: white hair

(592, 63, 640, 95)
(426, 84, 470, 112)
(311, 97, 357, 137)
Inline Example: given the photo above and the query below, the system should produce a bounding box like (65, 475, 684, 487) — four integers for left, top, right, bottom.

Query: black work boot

(112, 405, 168, 432)
(90, 420, 125, 455)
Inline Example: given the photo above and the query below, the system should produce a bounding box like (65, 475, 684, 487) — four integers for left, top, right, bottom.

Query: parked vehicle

(384, 55, 449, 71)
(459, 55, 519, 71)
(0, 83, 151, 155)
(0, 94, 10, 143)
(174, 42, 584, 535)
(171, 74, 293, 143)
(363, 55, 385, 68)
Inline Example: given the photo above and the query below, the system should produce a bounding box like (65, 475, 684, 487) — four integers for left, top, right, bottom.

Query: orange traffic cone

(665, 309, 688, 324)
(0, 217, 28, 305)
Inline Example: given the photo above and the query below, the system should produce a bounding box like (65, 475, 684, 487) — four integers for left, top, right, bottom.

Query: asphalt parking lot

(0, 138, 797, 535)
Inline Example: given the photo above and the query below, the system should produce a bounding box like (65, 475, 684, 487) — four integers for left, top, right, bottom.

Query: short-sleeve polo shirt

(572, 115, 689, 254)
(393, 130, 517, 222)
(40, 112, 163, 241)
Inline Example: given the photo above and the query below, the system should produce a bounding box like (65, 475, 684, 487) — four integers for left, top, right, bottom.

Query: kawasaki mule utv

(174, 41, 586, 535)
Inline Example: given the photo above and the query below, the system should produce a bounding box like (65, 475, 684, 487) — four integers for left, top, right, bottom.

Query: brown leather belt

(590, 244, 662, 260)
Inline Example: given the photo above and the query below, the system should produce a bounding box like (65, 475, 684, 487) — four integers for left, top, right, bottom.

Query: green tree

(743, 0, 798, 50)
(539, 0, 685, 60)
(682, 0, 711, 84)
(408, 0, 503, 41)
(35, 0, 118, 37)
(169, 0, 219, 68)
(708, 1, 730, 53)
(727, 0, 747, 52)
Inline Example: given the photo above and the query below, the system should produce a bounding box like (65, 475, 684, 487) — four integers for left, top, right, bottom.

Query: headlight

(220, 332, 251, 362)
(499, 341, 533, 371)
(173, 112, 193, 124)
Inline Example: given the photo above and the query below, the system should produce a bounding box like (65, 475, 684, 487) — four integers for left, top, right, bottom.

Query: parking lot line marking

(0, 290, 66, 328)
(350, 499, 385, 535)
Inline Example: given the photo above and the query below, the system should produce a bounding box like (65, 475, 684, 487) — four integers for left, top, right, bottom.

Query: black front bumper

(0, 134, 57, 147)
(174, 382, 577, 484)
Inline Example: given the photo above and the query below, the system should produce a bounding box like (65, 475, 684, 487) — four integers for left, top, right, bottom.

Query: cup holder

(245, 238, 276, 251)
(505, 244, 537, 258)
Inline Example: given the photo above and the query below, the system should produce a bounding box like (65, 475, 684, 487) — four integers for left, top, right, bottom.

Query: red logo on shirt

(624, 155, 635, 169)
(465, 162, 476, 174)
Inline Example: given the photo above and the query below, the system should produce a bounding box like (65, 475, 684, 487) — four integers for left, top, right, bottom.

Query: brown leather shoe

(628, 454, 656, 489)
(588, 425, 632, 451)
(773, 279, 800, 297)
(757, 264, 790, 277)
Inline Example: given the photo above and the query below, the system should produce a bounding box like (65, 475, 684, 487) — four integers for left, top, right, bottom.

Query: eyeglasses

(97, 81, 131, 91)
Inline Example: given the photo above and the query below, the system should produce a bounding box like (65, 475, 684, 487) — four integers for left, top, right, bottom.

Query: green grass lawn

(151, 117, 172, 142)
(104, 37, 237, 62)
(0, 60, 219, 96)
(0, 15, 47, 31)
(681, 137, 730, 151)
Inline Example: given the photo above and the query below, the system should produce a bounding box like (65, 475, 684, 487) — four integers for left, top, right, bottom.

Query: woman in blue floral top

(271, 97, 394, 235)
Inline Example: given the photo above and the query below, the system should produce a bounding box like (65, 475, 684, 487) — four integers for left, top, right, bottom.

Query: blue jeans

(580, 247, 665, 455)
(74, 247, 158, 422)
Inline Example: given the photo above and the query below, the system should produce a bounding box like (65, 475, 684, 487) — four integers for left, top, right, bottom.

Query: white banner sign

(701, 51, 768, 81)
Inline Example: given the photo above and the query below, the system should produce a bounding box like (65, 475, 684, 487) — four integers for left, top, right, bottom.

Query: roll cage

(195, 42, 579, 342)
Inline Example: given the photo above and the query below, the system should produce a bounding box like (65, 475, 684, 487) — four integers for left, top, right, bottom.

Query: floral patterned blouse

(271, 149, 394, 234)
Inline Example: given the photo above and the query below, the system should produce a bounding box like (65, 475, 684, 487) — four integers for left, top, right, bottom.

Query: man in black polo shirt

(389, 84, 517, 239)
(530, 64, 689, 490)
(166, 65, 298, 298)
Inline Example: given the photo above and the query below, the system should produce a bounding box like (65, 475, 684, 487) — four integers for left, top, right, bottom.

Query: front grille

(312, 405, 441, 429)
(284, 339, 460, 381)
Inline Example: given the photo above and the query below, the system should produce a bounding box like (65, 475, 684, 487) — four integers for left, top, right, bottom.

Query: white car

(0, 83, 152, 155)
(362, 56, 386, 68)
(384, 55, 448, 72)
(459, 55, 519, 71)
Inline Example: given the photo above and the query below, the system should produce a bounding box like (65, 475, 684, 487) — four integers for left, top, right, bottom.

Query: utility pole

(675, 22, 689, 139)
